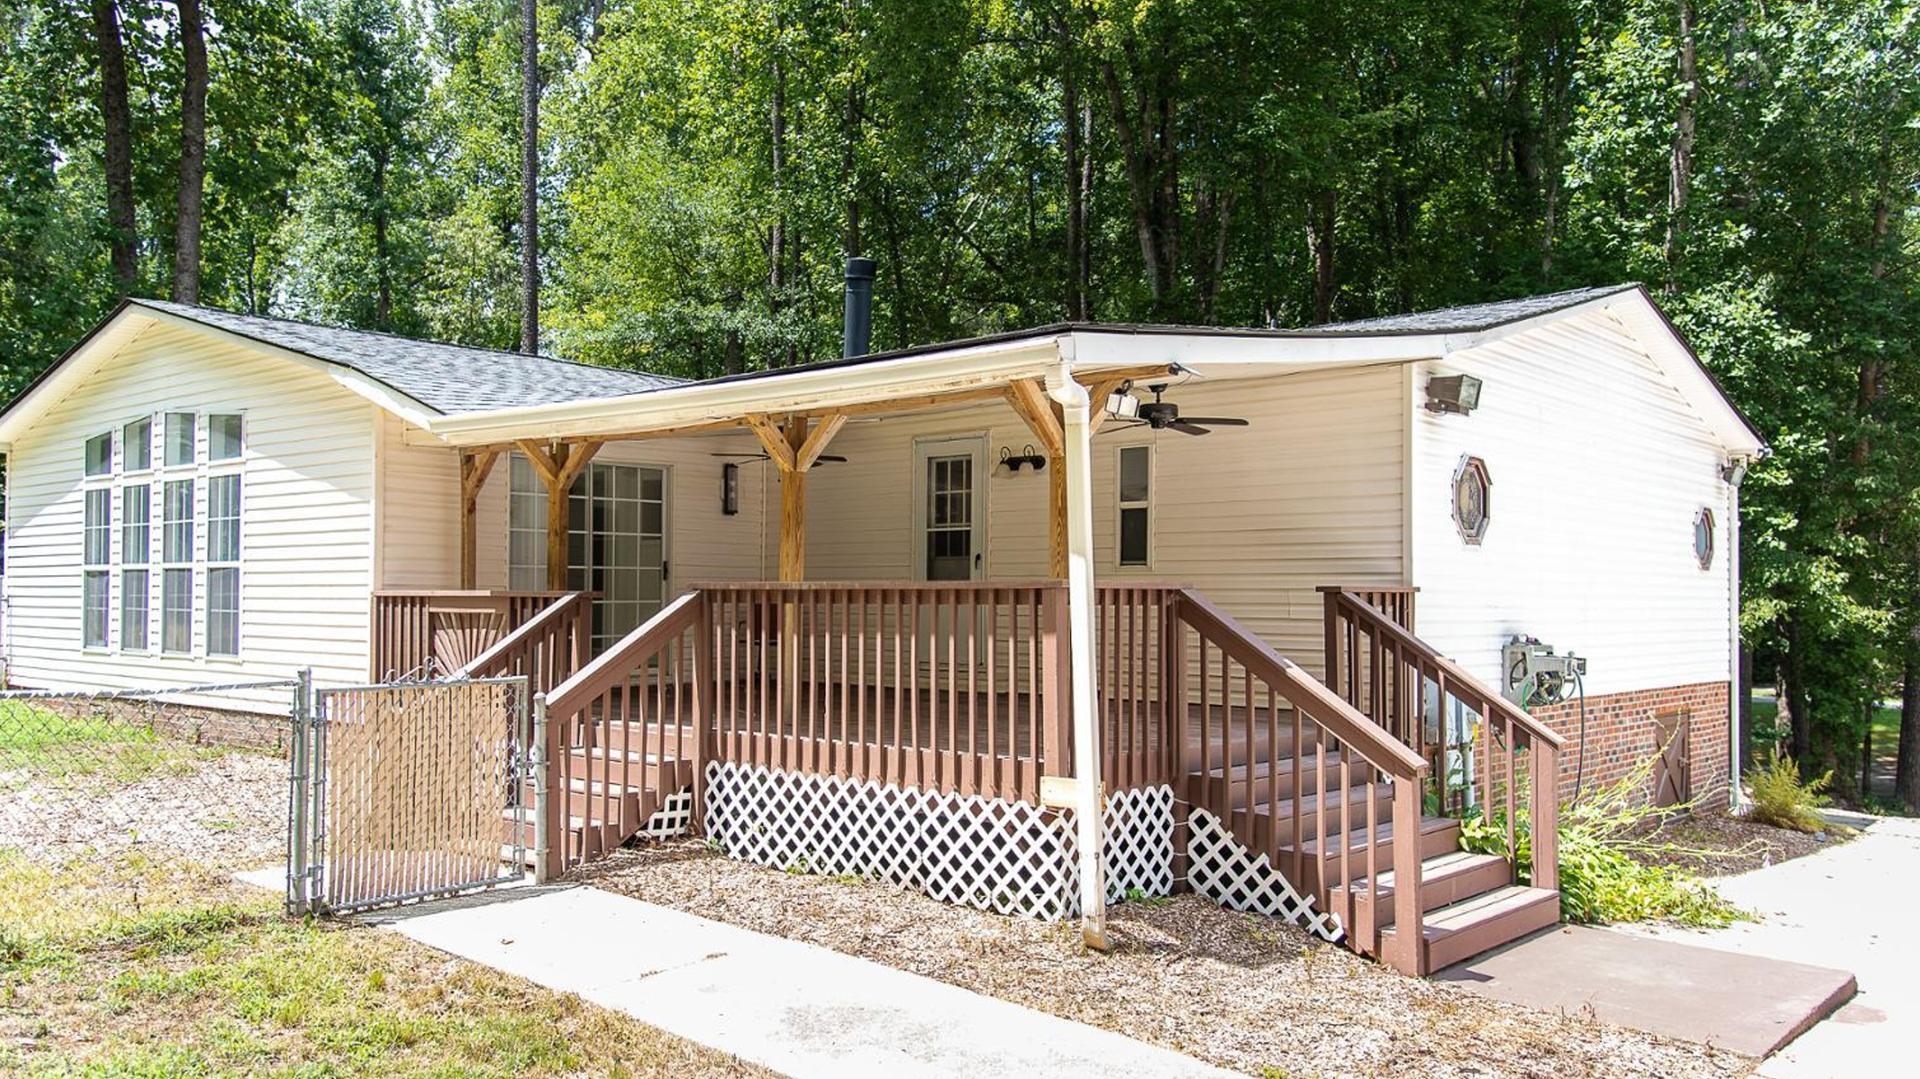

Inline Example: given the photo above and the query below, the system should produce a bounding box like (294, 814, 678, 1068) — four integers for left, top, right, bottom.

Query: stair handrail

(1323, 588, 1560, 894)
(546, 590, 706, 718)
(1174, 588, 1429, 976)
(1177, 589, 1426, 777)
(456, 590, 593, 691)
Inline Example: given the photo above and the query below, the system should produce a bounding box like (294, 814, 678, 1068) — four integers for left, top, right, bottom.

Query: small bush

(1745, 753, 1832, 833)
(1458, 755, 1749, 928)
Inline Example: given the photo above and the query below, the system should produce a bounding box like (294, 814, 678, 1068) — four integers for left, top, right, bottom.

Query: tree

(519, 0, 539, 354)
(89, 0, 136, 295)
(170, 0, 208, 302)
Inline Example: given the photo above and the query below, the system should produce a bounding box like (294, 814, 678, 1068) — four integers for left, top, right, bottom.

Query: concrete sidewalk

(1625, 813, 1920, 1077)
(368, 884, 1235, 1079)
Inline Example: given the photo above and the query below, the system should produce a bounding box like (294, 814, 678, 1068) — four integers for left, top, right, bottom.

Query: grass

(0, 847, 765, 1077)
(0, 701, 223, 788)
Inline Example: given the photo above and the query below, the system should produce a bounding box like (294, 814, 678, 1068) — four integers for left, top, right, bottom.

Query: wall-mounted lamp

(721, 461, 740, 515)
(1425, 373, 1484, 416)
(999, 444, 1048, 473)
(1105, 382, 1140, 421)
(1720, 458, 1750, 486)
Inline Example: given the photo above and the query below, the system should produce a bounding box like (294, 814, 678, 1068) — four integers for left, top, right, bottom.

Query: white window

(121, 569, 149, 651)
(84, 432, 112, 477)
(165, 412, 196, 467)
(84, 487, 112, 566)
(123, 417, 152, 472)
(509, 454, 667, 652)
(82, 485, 111, 648)
(1117, 444, 1151, 567)
(206, 474, 241, 655)
(121, 485, 150, 565)
(161, 478, 194, 654)
(209, 413, 243, 461)
(508, 454, 548, 591)
(83, 573, 110, 648)
(1694, 507, 1715, 570)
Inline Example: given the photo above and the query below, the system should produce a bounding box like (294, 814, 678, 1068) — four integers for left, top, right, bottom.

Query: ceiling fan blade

(709, 452, 771, 459)
(1168, 421, 1213, 437)
(1181, 417, 1250, 427)
(1099, 421, 1147, 433)
(817, 454, 849, 463)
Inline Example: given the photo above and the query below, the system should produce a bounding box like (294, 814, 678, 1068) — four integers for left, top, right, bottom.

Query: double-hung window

(1117, 444, 1152, 568)
(121, 484, 151, 651)
(206, 472, 241, 655)
(162, 478, 195, 654)
(82, 485, 111, 648)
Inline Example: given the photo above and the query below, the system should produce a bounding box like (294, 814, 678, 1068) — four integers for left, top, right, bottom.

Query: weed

(1458, 755, 1752, 928)
(1745, 753, 1833, 833)
(1120, 886, 1170, 907)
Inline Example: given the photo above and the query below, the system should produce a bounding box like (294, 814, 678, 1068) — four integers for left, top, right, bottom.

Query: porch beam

(1005, 378, 1069, 578)
(746, 414, 797, 472)
(459, 449, 500, 589)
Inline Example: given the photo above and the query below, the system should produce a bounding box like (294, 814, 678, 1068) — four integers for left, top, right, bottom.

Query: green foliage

(1746, 753, 1834, 833)
(1459, 757, 1750, 928)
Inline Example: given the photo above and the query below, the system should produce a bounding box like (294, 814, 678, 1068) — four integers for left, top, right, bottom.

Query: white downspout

(1727, 459, 1748, 811)
(1047, 359, 1108, 950)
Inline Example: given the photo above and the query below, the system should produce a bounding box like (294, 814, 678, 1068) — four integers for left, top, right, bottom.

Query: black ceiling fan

(709, 451, 851, 464)
(1106, 383, 1250, 437)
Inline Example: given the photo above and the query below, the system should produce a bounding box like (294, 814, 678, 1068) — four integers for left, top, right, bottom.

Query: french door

(509, 457, 668, 653)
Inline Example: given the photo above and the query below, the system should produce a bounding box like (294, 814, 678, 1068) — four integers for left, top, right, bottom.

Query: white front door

(914, 437, 986, 580)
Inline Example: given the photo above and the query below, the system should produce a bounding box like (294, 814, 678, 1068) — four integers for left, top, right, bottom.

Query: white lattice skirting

(1186, 808, 1342, 941)
(640, 787, 694, 839)
(703, 762, 1173, 921)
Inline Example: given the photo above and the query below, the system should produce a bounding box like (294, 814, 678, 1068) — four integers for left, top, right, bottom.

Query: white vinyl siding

(1, 320, 376, 706)
(793, 363, 1409, 671)
(1409, 307, 1735, 696)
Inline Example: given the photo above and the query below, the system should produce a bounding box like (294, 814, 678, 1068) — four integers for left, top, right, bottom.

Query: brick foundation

(1527, 680, 1731, 808)
(29, 695, 291, 755)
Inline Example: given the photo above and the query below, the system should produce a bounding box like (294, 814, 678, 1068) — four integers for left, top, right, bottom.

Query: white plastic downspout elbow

(1046, 361, 1108, 949)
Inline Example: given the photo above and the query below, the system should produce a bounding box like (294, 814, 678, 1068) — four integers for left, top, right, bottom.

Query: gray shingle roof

(132, 299, 682, 414)
(1306, 284, 1638, 335)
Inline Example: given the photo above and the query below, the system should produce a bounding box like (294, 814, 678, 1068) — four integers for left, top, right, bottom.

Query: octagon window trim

(1452, 455, 1491, 546)
(1694, 506, 1715, 570)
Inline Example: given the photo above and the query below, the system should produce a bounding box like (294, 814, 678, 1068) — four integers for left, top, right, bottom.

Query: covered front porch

(365, 332, 1559, 976)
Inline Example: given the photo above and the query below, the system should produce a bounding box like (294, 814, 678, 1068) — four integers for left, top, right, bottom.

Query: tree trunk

(91, 0, 137, 296)
(1307, 190, 1337, 323)
(769, 31, 792, 366)
(1784, 618, 1812, 765)
(171, 0, 209, 304)
(1662, 0, 1697, 294)
(1062, 75, 1089, 321)
(518, 0, 540, 355)
(373, 147, 392, 329)
(1897, 641, 1920, 811)
(1861, 702, 1875, 802)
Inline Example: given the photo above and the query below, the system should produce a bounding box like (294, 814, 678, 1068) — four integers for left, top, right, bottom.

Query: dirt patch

(578, 842, 1752, 1079)
(1629, 811, 1853, 877)
(0, 750, 287, 871)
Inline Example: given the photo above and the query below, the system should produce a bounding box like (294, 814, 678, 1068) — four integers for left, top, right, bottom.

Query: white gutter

(1045, 356, 1107, 951)
(425, 336, 1070, 446)
(1727, 456, 1751, 810)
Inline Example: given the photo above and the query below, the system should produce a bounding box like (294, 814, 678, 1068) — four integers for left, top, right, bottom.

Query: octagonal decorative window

(1694, 507, 1715, 570)
(1453, 456, 1491, 545)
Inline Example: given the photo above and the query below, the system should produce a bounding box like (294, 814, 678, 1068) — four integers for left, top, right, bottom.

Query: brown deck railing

(702, 582, 1072, 804)
(1174, 589, 1430, 975)
(1321, 587, 1561, 892)
(456, 591, 593, 698)
(370, 590, 572, 680)
(542, 591, 708, 868)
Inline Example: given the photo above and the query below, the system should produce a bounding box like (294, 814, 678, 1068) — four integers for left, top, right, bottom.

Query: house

(0, 276, 1765, 975)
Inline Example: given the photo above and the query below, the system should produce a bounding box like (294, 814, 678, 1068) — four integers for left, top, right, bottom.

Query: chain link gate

(287, 672, 531, 914)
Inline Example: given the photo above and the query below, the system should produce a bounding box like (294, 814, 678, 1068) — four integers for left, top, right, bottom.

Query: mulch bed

(577, 842, 1752, 1079)
(1629, 810, 1851, 877)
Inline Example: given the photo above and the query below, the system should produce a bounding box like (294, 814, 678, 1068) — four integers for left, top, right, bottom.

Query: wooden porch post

(748, 412, 847, 582)
(1006, 379, 1069, 578)
(459, 449, 499, 589)
(516, 438, 602, 590)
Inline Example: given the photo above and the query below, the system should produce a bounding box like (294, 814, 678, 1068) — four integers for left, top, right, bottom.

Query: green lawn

(0, 849, 767, 1078)
(0, 700, 222, 788)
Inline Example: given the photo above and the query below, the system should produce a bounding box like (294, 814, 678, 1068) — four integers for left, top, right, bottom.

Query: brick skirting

(1526, 680, 1731, 807)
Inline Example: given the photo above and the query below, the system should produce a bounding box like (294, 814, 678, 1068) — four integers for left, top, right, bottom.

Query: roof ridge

(130, 298, 681, 383)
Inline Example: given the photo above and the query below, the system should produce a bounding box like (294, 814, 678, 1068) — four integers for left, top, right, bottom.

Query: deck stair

(1176, 587, 1567, 977)
(502, 717, 694, 863)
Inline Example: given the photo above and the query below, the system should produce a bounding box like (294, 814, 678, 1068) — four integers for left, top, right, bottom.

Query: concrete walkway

(1627, 813, 1920, 1077)
(367, 884, 1236, 1079)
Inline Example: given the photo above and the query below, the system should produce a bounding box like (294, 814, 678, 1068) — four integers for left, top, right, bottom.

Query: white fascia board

(128, 305, 445, 431)
(424, 335, 1069, 446)
(1065, 328, 1446, 373)
(0, 315, 146, 448)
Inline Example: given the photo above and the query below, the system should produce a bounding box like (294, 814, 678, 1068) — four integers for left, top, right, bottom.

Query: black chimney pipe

(842, 256, 875, 359)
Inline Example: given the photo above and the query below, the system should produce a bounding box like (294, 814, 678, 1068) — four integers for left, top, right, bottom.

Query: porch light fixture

(1105, 383, 1140, 421)
(999, 444, 1047, 473)
(721, 462, 740, 515)
(1426, 373, 1483, 416)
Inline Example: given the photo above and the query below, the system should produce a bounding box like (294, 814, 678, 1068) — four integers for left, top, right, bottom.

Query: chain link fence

(0, 680, 298, 872)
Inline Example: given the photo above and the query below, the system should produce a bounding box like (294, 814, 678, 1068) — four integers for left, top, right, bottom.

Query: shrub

(1745, 753, 1832, 833)
(1458, 755, 1749, 928)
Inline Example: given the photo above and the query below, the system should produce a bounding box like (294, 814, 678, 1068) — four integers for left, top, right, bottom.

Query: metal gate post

(531, 692, 551, 883)
(285, 668, 312, 914)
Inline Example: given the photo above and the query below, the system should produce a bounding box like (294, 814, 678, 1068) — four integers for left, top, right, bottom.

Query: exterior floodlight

(1106, 384, 1140, 420)
(1426, 373, 1483, 415)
